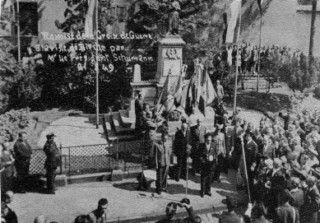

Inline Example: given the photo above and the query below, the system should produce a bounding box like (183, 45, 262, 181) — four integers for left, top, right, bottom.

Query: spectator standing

(13, 131, 32, 193)
(135, 91, 144, 136)
(216, 80, 225, 101)
(301, 176, 320, 223)
(1, 142, 15, 193)
(241, 132, 258, 193)
(251, 202, 270, 223)
(227, 45, 233, 67)
(154, 133, 171, 194)
(173, 122, 191, 182)
(289, 177, 304, 222)
(213, 124, 227, 182)
(43, 132, 61, 194)
(275, 190, 298, 223)
(190, 118, 207, 174)
(199, 134, 216, 197)
(219, 196, 242, 223)
(252, 46, 259, 75)
(89, 198, 108, 223)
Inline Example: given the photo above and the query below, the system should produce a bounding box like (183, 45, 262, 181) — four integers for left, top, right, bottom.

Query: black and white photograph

(1, 0, 320, 222)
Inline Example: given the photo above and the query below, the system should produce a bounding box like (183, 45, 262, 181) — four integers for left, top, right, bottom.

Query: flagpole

(241, 137, 252, 203)
(95, 0, 99, 129)
(257, 12, 262, 92)
(16, 0, 21, 62)
(233, 0, 242, 114)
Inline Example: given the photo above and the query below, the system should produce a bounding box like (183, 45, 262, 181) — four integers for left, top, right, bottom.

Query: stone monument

(129, 35, 185, 118)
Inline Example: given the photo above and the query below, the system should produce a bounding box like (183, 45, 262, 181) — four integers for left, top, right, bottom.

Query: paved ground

(10, 170, 246, 223)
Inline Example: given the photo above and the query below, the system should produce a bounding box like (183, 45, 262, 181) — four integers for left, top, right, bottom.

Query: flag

(198, 70, 217, 116)
(85, 0, 96, 38)
(156, 72, 170, 108)
(174, 71, 184, 107)
(257, 0, 263, 14)
(225, 0, 242, 44)
(185, 76, 194, 116)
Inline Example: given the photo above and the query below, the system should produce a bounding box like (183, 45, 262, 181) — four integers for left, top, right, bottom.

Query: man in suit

(301, 176, 320, 223)
(242, 132, 258, 193)
(265, 158, 287, 219)
(257, 136, 276, 168)
(289, 177, 304, 222)
(13, 132, 32, 193)
(213, 124, 227, 182)
(216, 80, 224, 101)
(275, 190, 298, 223)
(135, 91, 144, 136)
(43, 132, 61, 194)
(199, 134, 216, 197)
(173, 122, 191, 182)
(219, 196, 243, 223)
(154, 133, 171, 194)
(190, 118, 207, 174)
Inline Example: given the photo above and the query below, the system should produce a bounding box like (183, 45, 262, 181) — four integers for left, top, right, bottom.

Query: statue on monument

(167, 1, 181, 35)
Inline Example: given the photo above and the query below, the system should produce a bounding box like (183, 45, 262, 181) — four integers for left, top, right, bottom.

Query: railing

(29, 140, 156, 176)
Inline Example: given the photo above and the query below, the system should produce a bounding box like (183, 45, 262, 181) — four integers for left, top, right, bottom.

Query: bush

(0, 108, 30, 142)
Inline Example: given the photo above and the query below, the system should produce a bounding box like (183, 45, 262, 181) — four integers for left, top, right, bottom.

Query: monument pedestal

(129, 35, 185, 117)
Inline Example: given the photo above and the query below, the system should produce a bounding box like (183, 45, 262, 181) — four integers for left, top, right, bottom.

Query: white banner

(225, 0, 242, 44)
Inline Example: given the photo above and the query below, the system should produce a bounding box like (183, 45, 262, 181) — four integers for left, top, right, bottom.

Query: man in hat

(13, 131, 32, 193)
(43, 132, 61, 194)
(219, 196, 242, 223)
(190, 118, 207, 174)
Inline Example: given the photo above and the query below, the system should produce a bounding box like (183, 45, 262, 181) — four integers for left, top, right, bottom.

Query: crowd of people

(133, 81, 320, 223)
(1, 132, 61, 195)
(222, 106, 320, 223)
(213, 43, 308, 75)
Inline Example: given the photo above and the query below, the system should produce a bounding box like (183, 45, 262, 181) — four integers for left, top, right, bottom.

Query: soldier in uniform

(43, 132, 61, 194)
(13, 132, 32, 193)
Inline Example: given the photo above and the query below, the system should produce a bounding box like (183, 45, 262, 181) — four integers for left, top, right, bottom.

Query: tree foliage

(0, 108, 30, 142)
